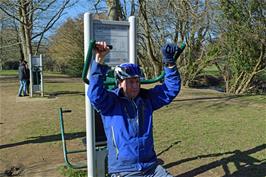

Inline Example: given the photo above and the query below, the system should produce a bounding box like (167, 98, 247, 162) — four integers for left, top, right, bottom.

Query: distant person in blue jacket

(88, 41, 183, 177)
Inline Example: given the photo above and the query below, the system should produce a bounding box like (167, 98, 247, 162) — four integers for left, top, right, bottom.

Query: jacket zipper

(111, 126, 119, 159)
(132, 100, 141, 169)
(132, 100, 139, 127)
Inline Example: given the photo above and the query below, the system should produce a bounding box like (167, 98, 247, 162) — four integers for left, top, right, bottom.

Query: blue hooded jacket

(88, 60, 181, 173)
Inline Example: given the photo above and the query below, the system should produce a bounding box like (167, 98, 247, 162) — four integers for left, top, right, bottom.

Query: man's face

(119, 77, 140, 99)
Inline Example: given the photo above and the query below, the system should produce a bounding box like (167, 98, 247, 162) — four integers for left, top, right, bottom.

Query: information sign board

(93, 20, 129, 66)
(29, 55, 44, 97)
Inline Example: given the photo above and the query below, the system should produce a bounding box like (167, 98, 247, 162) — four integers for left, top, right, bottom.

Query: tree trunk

(18, 0, 32, 61)
(1, 0, 72, 62)
(139, 0, 161, 76)
(106, 0, 123, 20)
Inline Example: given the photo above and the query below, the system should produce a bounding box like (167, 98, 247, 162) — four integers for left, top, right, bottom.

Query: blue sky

(49, 0, 107, 35)
(61, 0, 107, 22)
(64, 0, 92, 19)
(58, 0, 134, 24)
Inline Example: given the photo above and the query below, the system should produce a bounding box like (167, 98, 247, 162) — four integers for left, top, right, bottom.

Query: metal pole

(40, 54, 44, 97)
(29, 54, 33, 97)
(129, 16, 136, 64)
(84, 12, 96, 177)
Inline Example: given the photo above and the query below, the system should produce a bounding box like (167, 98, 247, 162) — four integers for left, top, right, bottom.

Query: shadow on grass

(157, 140, 181, 157)
(174, 94, 251, 102)
(47, 91, 85, 97)
(173, 94, 265, 110)
(0, 132, 86, 149)
(162, 144, 266, 177)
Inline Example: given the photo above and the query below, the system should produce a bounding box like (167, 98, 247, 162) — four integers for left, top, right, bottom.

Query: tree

(138, 0, 215, 83)
(48, 16, 83, 76)
(47, 0, 126, 76)
(211, 0, 266, 94)
(106, 0, 124, 20)
(0, 11, 21, 69)
(94, 0, 137, 20)
(0, 0, 74, 62)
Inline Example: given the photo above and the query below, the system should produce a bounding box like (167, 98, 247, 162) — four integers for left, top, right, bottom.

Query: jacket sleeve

(147, 66, 181, 111)
(87, 60, 117, 114)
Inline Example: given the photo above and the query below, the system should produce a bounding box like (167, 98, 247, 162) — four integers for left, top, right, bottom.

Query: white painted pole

(29, 54, 33, 97)
(84, 12, 96, 177)
(129, 16, 136, 64)
(40, 54, 44, 97)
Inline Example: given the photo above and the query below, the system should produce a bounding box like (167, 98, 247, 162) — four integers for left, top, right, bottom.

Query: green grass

(44, 71, 70, 77)
(153, 95, 266, 175)
(44, 82, 84, 95)
(0, 69, 70, 77)
(235, 95, 266, 104)
(0, 69, 17, 76)
(2, 73, 265, 177)
(59, 166, 87, 177)
(59, 89, 266, 176)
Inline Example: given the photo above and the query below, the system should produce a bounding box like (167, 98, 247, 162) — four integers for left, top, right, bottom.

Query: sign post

(84, 13, 136, 177)
(29, 54, 44, 97)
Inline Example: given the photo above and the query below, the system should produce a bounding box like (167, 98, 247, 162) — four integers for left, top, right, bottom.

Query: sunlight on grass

(59, 166, 87, 177)
(2, 73, 265, 177)
(0, 69, 70, 77)
(0, 70, 17, 76)
(153, 95, 266, 175)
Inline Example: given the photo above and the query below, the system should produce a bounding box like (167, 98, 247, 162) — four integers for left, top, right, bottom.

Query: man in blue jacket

(88, 41, 183, 177)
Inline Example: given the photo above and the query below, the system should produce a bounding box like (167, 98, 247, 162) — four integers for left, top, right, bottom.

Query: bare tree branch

(0, 2, 25, 25)
(33, 0, 71, 53)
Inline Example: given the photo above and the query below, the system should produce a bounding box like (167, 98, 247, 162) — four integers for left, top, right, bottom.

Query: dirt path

(0, 78, 71, 177)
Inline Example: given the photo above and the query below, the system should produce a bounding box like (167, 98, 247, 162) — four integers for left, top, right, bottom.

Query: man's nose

(132, 83, 139, 89)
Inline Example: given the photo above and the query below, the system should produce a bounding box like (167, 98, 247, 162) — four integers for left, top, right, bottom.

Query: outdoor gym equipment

(58, 108, 86, 169)
(58, 40, 185, 173)
(59, 108, 107, 170)
(58, 13, 185, 177)
(81, 40, 166, 86)
(29, 54, 44, 97)
(58, 40, 165, 171)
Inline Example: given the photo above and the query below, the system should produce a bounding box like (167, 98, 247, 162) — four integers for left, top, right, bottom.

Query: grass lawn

(0, 74, 265, 177)
(0, 69, 70, 77)
(154, 93, 266, 176)
(0, 70, 17, 76)
(54, 86, 266, 177)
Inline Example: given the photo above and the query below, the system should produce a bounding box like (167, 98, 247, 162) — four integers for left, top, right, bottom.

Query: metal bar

(141, 71, 165, 84)
(84, 12, 96, 177)
(40, 54, 44, 97)
(82, 40, 96, 85)
(129, 16, 136, 64)
(59, 108, 70, 167)
(29, 54, 33, 97)
(59, 108, 87, 169)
